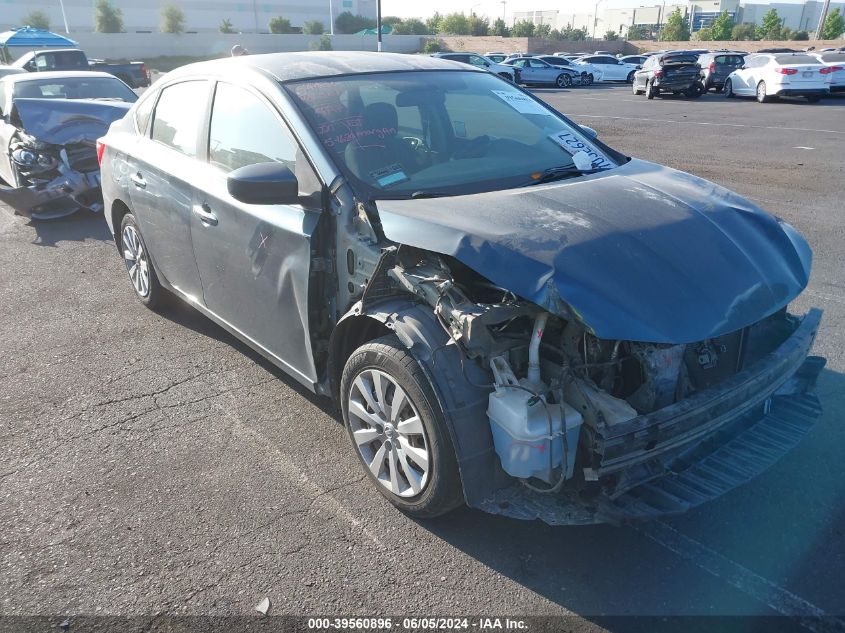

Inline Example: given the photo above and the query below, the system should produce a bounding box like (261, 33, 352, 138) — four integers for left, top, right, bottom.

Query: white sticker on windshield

(491, 90, 550, 115)
(548, 132, 614, 170)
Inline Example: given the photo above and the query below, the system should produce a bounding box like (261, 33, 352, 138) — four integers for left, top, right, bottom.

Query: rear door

(126, 79, 211, 298)
(189, 81, 322, 386)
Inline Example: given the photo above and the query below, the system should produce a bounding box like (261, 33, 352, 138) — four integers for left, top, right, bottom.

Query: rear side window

(775, 54, 819, 64)
(208, 82, 297, 173)
(151, 81, 209, 157)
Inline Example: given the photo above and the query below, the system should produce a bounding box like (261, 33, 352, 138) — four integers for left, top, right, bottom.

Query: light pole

(329, 0, 334, 35)
(816, 0, 831, 39)
(592, 0, 607, 38)
(500, 1, 506, 21)
(376, 0, 382, 52)
(58, 0, 70, 33)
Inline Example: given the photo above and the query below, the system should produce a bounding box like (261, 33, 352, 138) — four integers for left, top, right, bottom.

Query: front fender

(330, 298, 508, 507)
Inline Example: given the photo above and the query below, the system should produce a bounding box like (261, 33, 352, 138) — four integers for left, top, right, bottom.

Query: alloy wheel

(347, 369, 430, 498)
(122, 224, 151, 298)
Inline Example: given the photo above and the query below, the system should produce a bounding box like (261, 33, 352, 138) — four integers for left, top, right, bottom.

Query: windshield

(13, 77, 138, 102)
(285, 70, 620, 199)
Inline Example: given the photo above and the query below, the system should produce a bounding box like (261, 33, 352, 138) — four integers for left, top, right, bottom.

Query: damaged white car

(0, 71, 136, 219)
(99, 53, 824, 524)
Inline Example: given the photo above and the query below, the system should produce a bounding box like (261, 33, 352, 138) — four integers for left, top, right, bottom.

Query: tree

(710, 11, 734, 40)
(626, 24, 651, 39)
(219, 18, 235, 34)
(659, 8, 690, 41)
(492, 18, 509, 36)
(731, 22, 757, 40)
(391, 17, 428, 34)
(426, 13, 442, 34)
(334, 11, 375, 34)
(94, 0, 124, 33)
(422, 39, 445, 54)
(511, 19, 536, 37)
(696, 27, 713, 40)
(302, 20, 324, 34)
(438, 13, 471, 35)
(756, 8, 784, 39)
(269, 16, 295, 33)
(604, 29, 619, 40)
(382, 16, 404, 28)
(792, 30, 809, 40)
(535, 23, 552, 38)
(469, 15, 490, 36)
(22, 10, 50, 30)
(823, 8, 845, 39)
(161, 4, 185, 34)
(309, 34, 333, 50)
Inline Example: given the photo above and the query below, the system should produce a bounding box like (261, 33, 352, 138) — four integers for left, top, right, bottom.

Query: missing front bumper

(0, 170, 102, 218)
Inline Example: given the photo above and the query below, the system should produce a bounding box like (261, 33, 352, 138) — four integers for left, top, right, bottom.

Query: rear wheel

(686, 82, 703, 98)
(756, 81, 769, 103)
(626, 70, 636, 83)
(806, 94, 821, 103)
(724, 79, 735, 98)
(556, 73, 572, 88)
(632, 79, 643, 95)
(340, 335, 463, 518)
(646, 80, 656, 99)
(120, 213, 165, 308)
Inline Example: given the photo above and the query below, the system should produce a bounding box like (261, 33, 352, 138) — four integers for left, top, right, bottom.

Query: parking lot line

(566, 114, 845, 136)
(637, 521, 845, 632)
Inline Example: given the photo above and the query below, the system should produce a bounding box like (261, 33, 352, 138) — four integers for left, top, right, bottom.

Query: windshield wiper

(525, 165, 606, 186)
(372, 190, 447, 201)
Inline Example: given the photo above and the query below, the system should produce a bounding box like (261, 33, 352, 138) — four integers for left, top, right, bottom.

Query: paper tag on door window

(491, 90, 550, 115)
(548, 131, 614, 170)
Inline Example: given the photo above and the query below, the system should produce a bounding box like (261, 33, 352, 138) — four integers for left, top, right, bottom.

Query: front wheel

(724, 79, 735, 98)
(120, 213, 166, 308)
(806, 94, 821, 103)
(626, 70, 636, 83)
(341, 335, 463, 518)
(756, 81, 769, 103)
(556, 73, 572, 88)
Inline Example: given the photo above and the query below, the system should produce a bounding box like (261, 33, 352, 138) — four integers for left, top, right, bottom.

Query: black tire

(756, 81, 769, 103)
(119, 213, 165, 309)
(555, 73, 571, 88)
(632, 79, 643, 95)
(340, 334, 463, 519)
(806, 94, 821, 103)
(686, 83, 703, 98)
(724, 79, 735, 98)
(626, 70, 636, 83)
(587, 73, 594, 85)
(646, 80, 656, 99)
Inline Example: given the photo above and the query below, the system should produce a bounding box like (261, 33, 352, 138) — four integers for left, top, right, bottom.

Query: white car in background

(431, 52, 517, 82)
(724, 53, 833, 103)
(811, 51, 845, 94)
(576, 54, 640, 82)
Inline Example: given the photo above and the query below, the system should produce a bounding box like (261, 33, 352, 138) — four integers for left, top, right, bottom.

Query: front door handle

(192, 203, 218, 226)
(130, 172, 146, 189)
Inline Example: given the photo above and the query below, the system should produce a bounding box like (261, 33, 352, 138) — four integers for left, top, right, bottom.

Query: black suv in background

(632, 51, 704, 99)
(698, 52, 746, 92)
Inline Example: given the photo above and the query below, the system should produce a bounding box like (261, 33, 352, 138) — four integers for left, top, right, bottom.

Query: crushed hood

(375, 159, 812, 344)
(12, 98, 131, 146)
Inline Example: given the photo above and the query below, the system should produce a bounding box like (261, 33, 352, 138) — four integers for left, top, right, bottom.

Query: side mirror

(227, 162, 299, 205)
(581, 126, 598, 140)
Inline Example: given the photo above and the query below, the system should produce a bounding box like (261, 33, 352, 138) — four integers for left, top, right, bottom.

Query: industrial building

(0, 0, 378, 34)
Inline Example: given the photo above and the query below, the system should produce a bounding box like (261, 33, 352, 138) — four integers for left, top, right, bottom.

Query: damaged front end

(0, 98, 130, 220)
(380, 245, 823, 524)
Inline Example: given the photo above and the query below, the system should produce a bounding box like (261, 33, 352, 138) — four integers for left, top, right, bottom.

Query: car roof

(170, 51, 481, 83)
(2, 70, 117, 83)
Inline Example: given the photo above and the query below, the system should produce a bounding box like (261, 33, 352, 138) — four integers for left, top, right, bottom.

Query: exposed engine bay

(386, 245, 803, 498)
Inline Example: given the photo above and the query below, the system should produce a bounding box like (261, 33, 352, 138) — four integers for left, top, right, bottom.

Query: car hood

(12, 98, 131, 146)
(375, 159, 812, 343)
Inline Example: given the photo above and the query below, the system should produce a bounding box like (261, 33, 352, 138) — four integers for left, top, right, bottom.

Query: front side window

(286, 70, 622, 200)
(208, 82, 297, 172)
(151, 80, 209, 157)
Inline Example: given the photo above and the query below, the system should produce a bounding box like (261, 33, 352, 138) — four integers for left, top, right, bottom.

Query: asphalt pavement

(1, 83, 844, 632)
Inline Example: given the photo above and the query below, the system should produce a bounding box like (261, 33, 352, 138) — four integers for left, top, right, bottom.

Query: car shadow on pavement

(28, 211, 112, 247)
(417, 365, 845, 630)
(154, 299, 341, 421)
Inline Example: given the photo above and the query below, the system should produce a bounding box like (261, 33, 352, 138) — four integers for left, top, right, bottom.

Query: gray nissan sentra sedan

(98, 52, 824, 523)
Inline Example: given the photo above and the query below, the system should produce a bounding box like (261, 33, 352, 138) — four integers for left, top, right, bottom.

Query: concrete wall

(42, 33, 425, 61)
(432, 36, 633, 55)
(630, 38, 845, 52)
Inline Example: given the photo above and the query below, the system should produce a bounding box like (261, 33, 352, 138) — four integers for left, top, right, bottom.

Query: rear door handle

(130, 172, 146, 189)
(193, 203, 218, 226)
